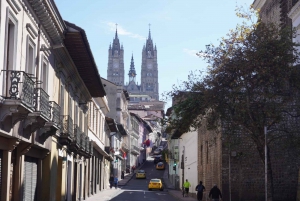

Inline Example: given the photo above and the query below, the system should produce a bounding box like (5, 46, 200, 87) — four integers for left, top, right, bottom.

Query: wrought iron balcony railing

(2, 70, 35, 108)
(73, 125, 81, 147)
(49, 101, 60, 126)
(85, 136, 90, 154)
(80, 133, 86, 152)
(34, 88, 50, 119)
(90, 141, 93, 155)
(60, 115, 73, 138)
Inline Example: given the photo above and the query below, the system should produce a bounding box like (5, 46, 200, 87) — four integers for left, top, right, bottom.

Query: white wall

(179, 130, 198, 193)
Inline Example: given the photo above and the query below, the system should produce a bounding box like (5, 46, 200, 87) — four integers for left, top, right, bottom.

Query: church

(106, 27, 159, 101)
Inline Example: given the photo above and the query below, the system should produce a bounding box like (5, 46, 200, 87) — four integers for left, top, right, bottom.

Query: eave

(64, 21, 106, 97)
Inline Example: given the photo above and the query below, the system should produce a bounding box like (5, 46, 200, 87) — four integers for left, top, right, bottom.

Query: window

(26, 37, 35, 76)
(41, 56, 48, 92)
(74, 104, 78, 125)
(3, 12, 18, 95)
(68, 95, 72, 118)
(60, 85, 65, 115)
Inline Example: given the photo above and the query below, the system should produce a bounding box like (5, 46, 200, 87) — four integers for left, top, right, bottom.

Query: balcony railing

(74, 125, 81, 147)
(86, 136, 90, 154)
(131, 145, 140, 153)
(80, 133, 86, 152)
(89, 141, 93, 155)
(34, 88, 50, 119)
(60, 115, 73, 138)
(131, 132, 139, 139)
(2, 70, 35, 108)
(49, 101, 60, 126)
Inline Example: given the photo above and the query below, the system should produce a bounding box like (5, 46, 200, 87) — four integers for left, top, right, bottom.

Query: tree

(165, 6, 300, 200)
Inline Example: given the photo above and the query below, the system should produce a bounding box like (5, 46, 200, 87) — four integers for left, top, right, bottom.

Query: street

(111, 159, 175, 201)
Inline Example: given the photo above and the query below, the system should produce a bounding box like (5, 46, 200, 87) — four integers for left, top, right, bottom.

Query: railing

(90, 141, 93, 155)
(85, 136, 90, 154)
(34, 88, 50, 118)
(49, 101, 60, 126)
(2, 70, 35, 108)
(132, 145, 140, 153)
(80, 133, 86, 152)
(73, 125, 81, 147)
(60, 115, 73, 138)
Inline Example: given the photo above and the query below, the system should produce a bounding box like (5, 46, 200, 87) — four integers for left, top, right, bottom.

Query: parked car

(136, 169, 146, 179)
(154, 157, 162, 164)
(148, 178, 164, 191)
(153, 149, 161, 155)
(156, 162, 165, 170)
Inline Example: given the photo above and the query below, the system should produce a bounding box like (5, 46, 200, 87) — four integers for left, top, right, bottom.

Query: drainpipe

(36, 23, 41, 85)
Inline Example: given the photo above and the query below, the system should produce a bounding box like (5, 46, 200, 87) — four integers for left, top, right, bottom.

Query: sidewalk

(117, 172, 134, 186)
(162, 161, 198, 200)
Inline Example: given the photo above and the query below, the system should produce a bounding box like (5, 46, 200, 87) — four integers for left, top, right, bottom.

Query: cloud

(106, 22, 146, 40)
(183, 48, 199, 57)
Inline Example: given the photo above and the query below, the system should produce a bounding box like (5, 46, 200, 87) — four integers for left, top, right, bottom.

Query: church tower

(107, 27, 124, 86)
(140, 27, 159, 100)
(126, 54, 140, 93)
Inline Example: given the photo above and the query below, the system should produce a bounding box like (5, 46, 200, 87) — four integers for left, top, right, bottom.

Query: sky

(54, 0, 254, 109)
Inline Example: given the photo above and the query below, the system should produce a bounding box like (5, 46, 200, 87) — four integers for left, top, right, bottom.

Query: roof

(105, 117, 118, 132)
(64, 21, 106, 97)
(117, 124, 128, 136)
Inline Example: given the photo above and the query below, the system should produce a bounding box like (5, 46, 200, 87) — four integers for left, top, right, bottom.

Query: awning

(117, 124, 128, 136)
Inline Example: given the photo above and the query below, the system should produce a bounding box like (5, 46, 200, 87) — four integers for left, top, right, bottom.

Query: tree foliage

(164, 6, 300, 200)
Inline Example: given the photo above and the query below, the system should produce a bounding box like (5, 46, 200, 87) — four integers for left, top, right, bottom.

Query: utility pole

(264, 126, 268, 201)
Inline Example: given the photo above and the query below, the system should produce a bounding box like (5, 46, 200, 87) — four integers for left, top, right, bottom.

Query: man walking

(195, 181, 205, 201)
(183, 179, 191, 197)
(109, 174, 114, 189)
(209, 184, 222, 201)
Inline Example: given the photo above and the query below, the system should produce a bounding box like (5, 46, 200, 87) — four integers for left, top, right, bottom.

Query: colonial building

(0, 1, 109, 201)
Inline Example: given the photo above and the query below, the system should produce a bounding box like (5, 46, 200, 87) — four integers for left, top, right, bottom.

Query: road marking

(156, 193, 166, 195)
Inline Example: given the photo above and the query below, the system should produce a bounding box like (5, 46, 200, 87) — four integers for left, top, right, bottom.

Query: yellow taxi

(156, 162, 165, 170)
(136, 169, 146, 179)
(148, 178, 164, 191)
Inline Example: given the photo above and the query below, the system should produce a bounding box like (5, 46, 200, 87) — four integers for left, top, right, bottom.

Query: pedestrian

(114, 176, 118, 189)
(109, 174, 114, 189)
(209, 184, 222, 201)
(121, 170, 125, 179)
(195, 181, 205, 201)
(183, 179, 191, 197)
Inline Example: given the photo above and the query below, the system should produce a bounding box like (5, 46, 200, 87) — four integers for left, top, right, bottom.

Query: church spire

(148, 23, 151, 39)
(128, 53, 136, 82)
(115, 23, 118, 39)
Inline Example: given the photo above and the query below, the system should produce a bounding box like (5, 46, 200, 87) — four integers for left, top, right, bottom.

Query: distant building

(107, 27, 159, 100)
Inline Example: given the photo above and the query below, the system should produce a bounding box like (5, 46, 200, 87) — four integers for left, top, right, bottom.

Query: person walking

(183, 179, 191, 197)
(195, 181, 205, 201)
(209, 184, 222, 201)
(109, 174, 114, 189)
(114, 176, 118, 189)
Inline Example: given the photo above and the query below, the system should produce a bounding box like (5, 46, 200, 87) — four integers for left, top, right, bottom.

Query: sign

(115, 151, 120, 155)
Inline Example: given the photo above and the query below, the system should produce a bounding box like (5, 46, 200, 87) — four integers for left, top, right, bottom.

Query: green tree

(165, 7, 300, 200)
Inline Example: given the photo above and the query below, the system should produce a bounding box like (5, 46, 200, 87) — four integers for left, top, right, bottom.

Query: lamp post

(264, 126, 268, 201)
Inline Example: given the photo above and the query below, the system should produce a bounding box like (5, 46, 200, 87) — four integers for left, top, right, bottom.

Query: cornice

(288, 1, 300, 21)
(253, 0, 266, 10)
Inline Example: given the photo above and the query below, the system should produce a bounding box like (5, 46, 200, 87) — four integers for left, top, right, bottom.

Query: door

(23, 156, 38, 201)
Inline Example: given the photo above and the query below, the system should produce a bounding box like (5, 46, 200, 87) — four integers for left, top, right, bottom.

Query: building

(0, 1, 111, 201)
(107, 28, 159, 100)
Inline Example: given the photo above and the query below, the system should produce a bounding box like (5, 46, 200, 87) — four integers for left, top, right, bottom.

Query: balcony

(104, 146, 114, 161)
(131, 145, 140, 155)
(59, 115, 74, 145)
(79, 133, 86, 156)
(0, 71, 35, 131)
(131, 131, 139, 139)
(122, 142, 129, 152)
(69, 125, 81, 153)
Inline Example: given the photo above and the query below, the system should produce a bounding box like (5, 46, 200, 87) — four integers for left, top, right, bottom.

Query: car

(154, 157, 162, 164)
(148, 178, 164, 191)
(156, 162, 165, 170)
(153, 149, 161, 155)
(136, 169, 146, 179)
